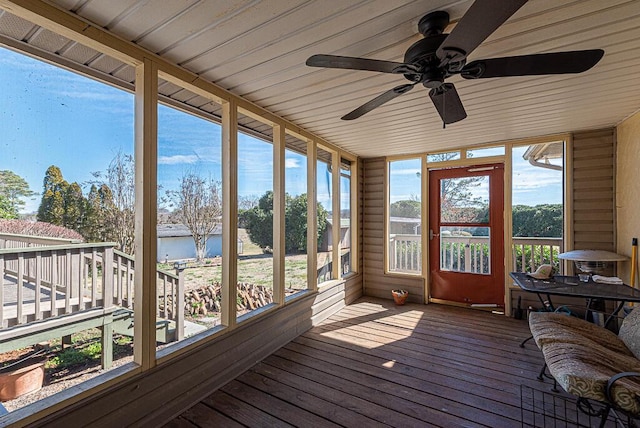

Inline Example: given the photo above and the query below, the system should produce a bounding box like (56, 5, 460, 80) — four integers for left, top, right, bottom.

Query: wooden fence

(0, 234, 182, 334)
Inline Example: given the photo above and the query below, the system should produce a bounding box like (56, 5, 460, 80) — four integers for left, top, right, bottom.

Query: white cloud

(285, 158, 300, 168)
(158, 154, 199, 165)
(512, 166, 562, 190)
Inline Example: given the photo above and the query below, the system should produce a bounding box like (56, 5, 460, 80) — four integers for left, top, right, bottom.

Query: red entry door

(428, 164, 504, 306)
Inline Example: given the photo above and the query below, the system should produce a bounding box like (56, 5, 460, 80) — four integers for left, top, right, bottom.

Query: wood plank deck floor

(164, 298, 617, 428)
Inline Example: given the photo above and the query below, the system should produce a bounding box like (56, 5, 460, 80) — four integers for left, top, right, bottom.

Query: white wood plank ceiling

(2, 0, 640, 158)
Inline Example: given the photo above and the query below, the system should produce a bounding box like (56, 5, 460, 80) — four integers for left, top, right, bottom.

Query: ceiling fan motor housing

(404, 34, 454, 88)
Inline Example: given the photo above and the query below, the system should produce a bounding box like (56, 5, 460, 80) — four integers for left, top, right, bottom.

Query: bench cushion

(528, 312, 632, 356)
(619, 307, 640, 360)
(541, 339, 640, 414)
(529, 311, 640, 414)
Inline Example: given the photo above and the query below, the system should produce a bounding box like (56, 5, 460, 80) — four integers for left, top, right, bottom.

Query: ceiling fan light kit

(305, 0, 604, 125)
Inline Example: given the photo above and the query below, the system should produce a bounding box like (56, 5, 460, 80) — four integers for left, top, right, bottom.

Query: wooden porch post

(134, 57, 158, 370)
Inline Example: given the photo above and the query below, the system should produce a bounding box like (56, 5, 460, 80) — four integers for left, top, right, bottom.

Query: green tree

(0, 170, 35, 214)
(389, 200, 421, 218)
(0, 194, 18, 219)
(37, 166, 68, 225)
(37, 165, 89, 232)
(242, 191, 328, 253)
(512, 204, 562, 237)
(82, 184, 115, 242)
(64, 182, 86, 230)
(241, 191, 274, 251)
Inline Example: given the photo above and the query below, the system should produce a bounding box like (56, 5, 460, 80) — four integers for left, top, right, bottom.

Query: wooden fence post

(464, 243, 471, 272)
(176, 269, 184, 341)
(103, 246, 114, 309)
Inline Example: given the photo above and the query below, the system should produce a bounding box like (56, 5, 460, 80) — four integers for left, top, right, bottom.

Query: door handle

(429, 229, 439, 240)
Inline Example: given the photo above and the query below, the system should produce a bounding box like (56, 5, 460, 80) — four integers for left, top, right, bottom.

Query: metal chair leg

(598, 405, 611, 428)
(520, 335, 534, 348)
(537, 363, 547, 381)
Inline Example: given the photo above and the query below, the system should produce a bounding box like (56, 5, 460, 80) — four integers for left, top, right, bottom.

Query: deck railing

(0, 235, 182, 334)
(389, 234, 563, 274)
(512, 237, 563, 273)
(388, 234, 421, 273)
(440, 235, 491, 274)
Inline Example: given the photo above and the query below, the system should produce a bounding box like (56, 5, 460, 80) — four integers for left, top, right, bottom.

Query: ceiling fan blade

(460, 49, 605, 79)
(437, 0, 527, 65)
(429, 83, 467, 125)
(306, 54, 411, 74)
(341, 84, 415, 120)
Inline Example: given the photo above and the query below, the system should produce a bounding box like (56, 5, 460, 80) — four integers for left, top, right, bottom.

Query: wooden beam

(307, 141, 317, 292)
(222, 100, 238, 327)
(349, 156, 359, 274)
(331, 150, 340, 280)
(272, 124, 285, 306)
(503, 144, 513, 315)
(0, 0, 141, 66)
(134, 57, 158, 370)
(421, 157, 429, 303)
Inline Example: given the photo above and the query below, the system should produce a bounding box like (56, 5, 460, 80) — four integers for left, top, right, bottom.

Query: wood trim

(134, 58, 158, 370)
(273, 124, 285, 306)
(222, 100, 238, 327)
(501, 133, 571, 149)
(331, 150, 340, 280)
(564, 135, 574, 274)
(0, 0, 142, 66)
(503, 144, 513, 315)
(425, 155, 505, 170)
(612, 127, 618, 253)
(307, 141, 317, 292)
(350, 158, 359, 274)
(421, 156, 429, 303)
(382, 160, 390, 274)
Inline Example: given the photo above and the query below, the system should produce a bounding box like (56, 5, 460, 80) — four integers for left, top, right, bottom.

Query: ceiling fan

(305, 0, 604, 126)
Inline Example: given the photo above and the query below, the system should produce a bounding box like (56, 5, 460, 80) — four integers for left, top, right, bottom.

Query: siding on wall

(572, 129, 616, 252)
(616, 112, 640, 285)
(362, 158, 424, 303)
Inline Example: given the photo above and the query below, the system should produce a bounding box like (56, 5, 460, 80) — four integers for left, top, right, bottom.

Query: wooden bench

(529, 309, 640, 426)
(0, 307, 118, 369)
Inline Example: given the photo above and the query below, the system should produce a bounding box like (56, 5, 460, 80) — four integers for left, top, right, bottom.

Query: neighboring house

(157, 223, 222, 262)
(320, 217, 350, 252)
(389, 216, 421, 235)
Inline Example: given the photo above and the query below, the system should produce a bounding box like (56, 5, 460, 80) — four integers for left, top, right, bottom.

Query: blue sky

(0, 46, 310, 213)
(1, 45, 560, 215)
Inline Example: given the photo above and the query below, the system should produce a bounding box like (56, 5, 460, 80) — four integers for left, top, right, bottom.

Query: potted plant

(391, 289, 408, 305)
(0, 353, 46, 401)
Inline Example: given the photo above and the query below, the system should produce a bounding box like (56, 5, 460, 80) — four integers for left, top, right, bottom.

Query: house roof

(325, 218, 350, 229)
(157, 223, 222, 238)
(389, 217, 421, 224)
(1, 1, 640, 157)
